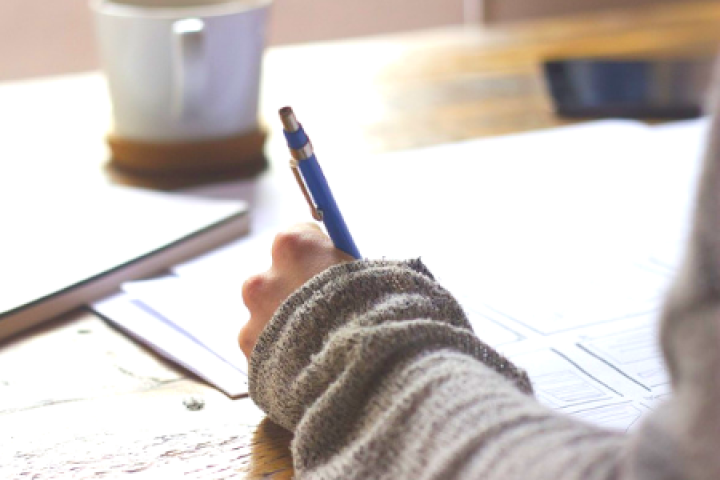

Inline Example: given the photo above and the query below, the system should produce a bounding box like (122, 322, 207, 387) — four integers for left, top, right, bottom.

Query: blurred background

(0, 0, 696, 82)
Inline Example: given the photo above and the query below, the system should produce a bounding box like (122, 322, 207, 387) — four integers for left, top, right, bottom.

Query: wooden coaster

(106, 129, 268, 190)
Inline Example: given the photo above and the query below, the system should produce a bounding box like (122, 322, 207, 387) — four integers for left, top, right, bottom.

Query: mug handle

(172, 18, 206, 119)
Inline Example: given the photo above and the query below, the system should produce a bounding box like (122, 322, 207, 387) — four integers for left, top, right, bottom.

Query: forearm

(249, 260, 625, 479)
(303, 350, 624, 480)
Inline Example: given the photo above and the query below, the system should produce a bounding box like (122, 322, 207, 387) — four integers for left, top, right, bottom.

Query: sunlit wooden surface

(2, 2, 720, 477)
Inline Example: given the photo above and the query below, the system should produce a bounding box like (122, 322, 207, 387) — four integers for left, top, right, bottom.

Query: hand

(238, 223, 355, 359)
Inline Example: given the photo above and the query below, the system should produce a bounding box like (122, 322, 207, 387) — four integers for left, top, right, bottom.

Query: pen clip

(290, 159, 324, 221)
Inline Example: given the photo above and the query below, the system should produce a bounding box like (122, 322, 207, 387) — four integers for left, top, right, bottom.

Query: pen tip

(279, 106, 301, 132)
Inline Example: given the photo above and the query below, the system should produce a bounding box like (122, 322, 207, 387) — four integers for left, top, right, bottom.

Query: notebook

(0, 184, 250, 341)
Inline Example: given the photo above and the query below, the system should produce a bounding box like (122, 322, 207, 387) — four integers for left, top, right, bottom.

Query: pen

(279, 106, 362, 259)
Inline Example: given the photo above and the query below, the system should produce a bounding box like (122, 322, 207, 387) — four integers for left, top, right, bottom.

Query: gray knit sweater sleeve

(249, 259, 626, 479)
(249, 72, 720, 479)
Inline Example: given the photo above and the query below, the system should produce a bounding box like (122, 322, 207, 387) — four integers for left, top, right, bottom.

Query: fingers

(239, 271, 288, 359)
(239, 223, 356, 360)
(271, 222, 332, 267)
(241, 272, 281, 319)
(238, 321, 260, 359)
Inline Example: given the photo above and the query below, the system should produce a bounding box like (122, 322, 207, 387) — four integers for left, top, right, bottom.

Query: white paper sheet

(93, 293, 247, 398)
(95, 118, 709, 425)
(122, 276, 249, 374)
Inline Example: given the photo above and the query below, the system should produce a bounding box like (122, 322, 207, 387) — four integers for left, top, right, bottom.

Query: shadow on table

(247, 417, 294, 479)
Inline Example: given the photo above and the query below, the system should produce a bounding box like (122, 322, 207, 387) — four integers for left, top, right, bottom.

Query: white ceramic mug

(91, 0, 271, 142)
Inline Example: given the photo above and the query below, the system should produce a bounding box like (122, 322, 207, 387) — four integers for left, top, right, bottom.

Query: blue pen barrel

(298, 155, 362, 259)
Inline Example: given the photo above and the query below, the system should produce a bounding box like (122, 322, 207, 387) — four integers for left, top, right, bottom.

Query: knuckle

(272, 230, 318, 260)
(241, 274, 267, 307)
(237, 325, 255, 352)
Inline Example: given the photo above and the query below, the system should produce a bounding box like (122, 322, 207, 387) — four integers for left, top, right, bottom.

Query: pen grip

(298, 156, 361, 259)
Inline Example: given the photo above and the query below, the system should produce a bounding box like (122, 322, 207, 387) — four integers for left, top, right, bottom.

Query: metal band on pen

(289, 141, 314, 161)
